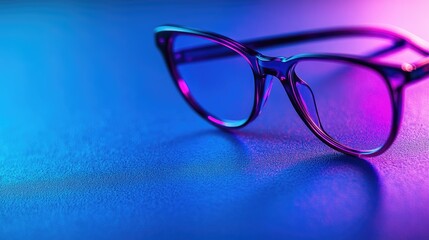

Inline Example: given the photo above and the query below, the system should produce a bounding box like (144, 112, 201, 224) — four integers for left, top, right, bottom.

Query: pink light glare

(177, 79, 190, 97)
(208, 115, 226, 125)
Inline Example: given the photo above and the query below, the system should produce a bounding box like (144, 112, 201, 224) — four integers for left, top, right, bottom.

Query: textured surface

(0, 1, 428, 239)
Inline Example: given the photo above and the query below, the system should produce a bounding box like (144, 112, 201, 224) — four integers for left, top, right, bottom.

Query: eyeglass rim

(284, 57, 402, 156)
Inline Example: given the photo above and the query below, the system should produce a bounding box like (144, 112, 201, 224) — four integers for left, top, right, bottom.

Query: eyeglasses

(155, 25, 429, 157)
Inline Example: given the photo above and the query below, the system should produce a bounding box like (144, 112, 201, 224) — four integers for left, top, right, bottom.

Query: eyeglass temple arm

(175, 27, 429, 64)
(243, 28, 408, 55)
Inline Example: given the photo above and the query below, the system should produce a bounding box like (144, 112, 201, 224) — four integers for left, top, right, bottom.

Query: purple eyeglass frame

(155, 24, 429, 157)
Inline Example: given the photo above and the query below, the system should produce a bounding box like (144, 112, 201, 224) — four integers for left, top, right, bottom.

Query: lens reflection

(174, 35, 254, 126)
(294, 60, 393, 151)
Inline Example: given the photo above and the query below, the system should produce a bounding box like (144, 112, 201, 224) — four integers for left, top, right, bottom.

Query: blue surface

(0, 1, 428, 239)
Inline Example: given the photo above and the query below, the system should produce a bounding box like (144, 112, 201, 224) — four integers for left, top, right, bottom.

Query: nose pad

(260, 75, 274, 111)
(291, 69, 323, 129)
